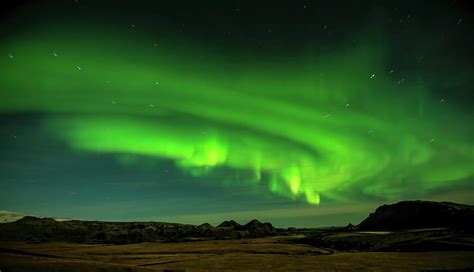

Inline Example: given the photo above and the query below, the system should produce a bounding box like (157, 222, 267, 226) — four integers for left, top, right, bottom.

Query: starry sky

(1, 0, 473, 227)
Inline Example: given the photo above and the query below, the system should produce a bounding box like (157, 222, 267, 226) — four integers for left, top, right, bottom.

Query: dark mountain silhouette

(295, 201, 474, 252)
(2, 200, 473, 251)
(0, 216, 277, 244)
(358, 200, 474, 230)
(343, 223, 355, 231)
(245, 219, 277, 236)
(217, 220, 242, 229)
(189, 223, 239, 239)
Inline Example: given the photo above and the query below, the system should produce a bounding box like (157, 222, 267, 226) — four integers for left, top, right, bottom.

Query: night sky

(1, 0, 473, 227)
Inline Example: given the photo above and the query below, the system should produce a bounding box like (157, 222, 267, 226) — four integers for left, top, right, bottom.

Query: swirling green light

(1, 27, 473, 205)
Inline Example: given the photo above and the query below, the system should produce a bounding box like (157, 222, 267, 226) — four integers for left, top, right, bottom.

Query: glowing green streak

(1, 26, 473, 205)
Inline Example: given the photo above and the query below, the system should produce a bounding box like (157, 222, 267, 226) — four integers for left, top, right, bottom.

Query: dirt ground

(1, 236, 473, 271)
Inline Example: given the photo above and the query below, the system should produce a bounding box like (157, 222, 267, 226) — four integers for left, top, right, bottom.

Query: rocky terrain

(294, 228, 474, 252)
(0, 216, 278, 244)
(294, 200, 474, 252)
(1, 201, 474, 271)
(1, 200, 473, 247)
(358, 200, 474, 230)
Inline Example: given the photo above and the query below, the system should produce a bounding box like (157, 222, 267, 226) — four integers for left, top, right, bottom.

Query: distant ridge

(0, 216, 277, 244)
(217, 220, 241, 229)
(358, 200, 474, 230)
(294, 200, 474, 252)
(0, 210, 74, 223)
(245, 219, 278, 236)
(2, 200, 473, 245)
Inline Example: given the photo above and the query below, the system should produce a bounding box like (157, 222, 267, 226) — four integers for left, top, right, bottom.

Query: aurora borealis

(1, 1, 473, 226)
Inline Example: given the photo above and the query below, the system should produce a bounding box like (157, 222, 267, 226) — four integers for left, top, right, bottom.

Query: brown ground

(1, 236, 473, 271)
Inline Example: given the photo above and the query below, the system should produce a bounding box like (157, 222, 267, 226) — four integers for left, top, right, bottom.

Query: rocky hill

(0, 216, 277, 244)
(358, 200, 474, 230)
(295, 201, 474, 252)
(245, 219, 278, 236)
(217, 220, 241, 229)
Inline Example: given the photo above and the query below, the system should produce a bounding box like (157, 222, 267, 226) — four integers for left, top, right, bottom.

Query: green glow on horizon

(1, 26, 473, 205)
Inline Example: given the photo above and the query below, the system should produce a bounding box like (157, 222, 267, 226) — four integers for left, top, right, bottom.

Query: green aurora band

(1, 27, 473, 205)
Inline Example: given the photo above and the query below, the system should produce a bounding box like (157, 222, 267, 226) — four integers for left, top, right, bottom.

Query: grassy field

(1, 236, 473, 271)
